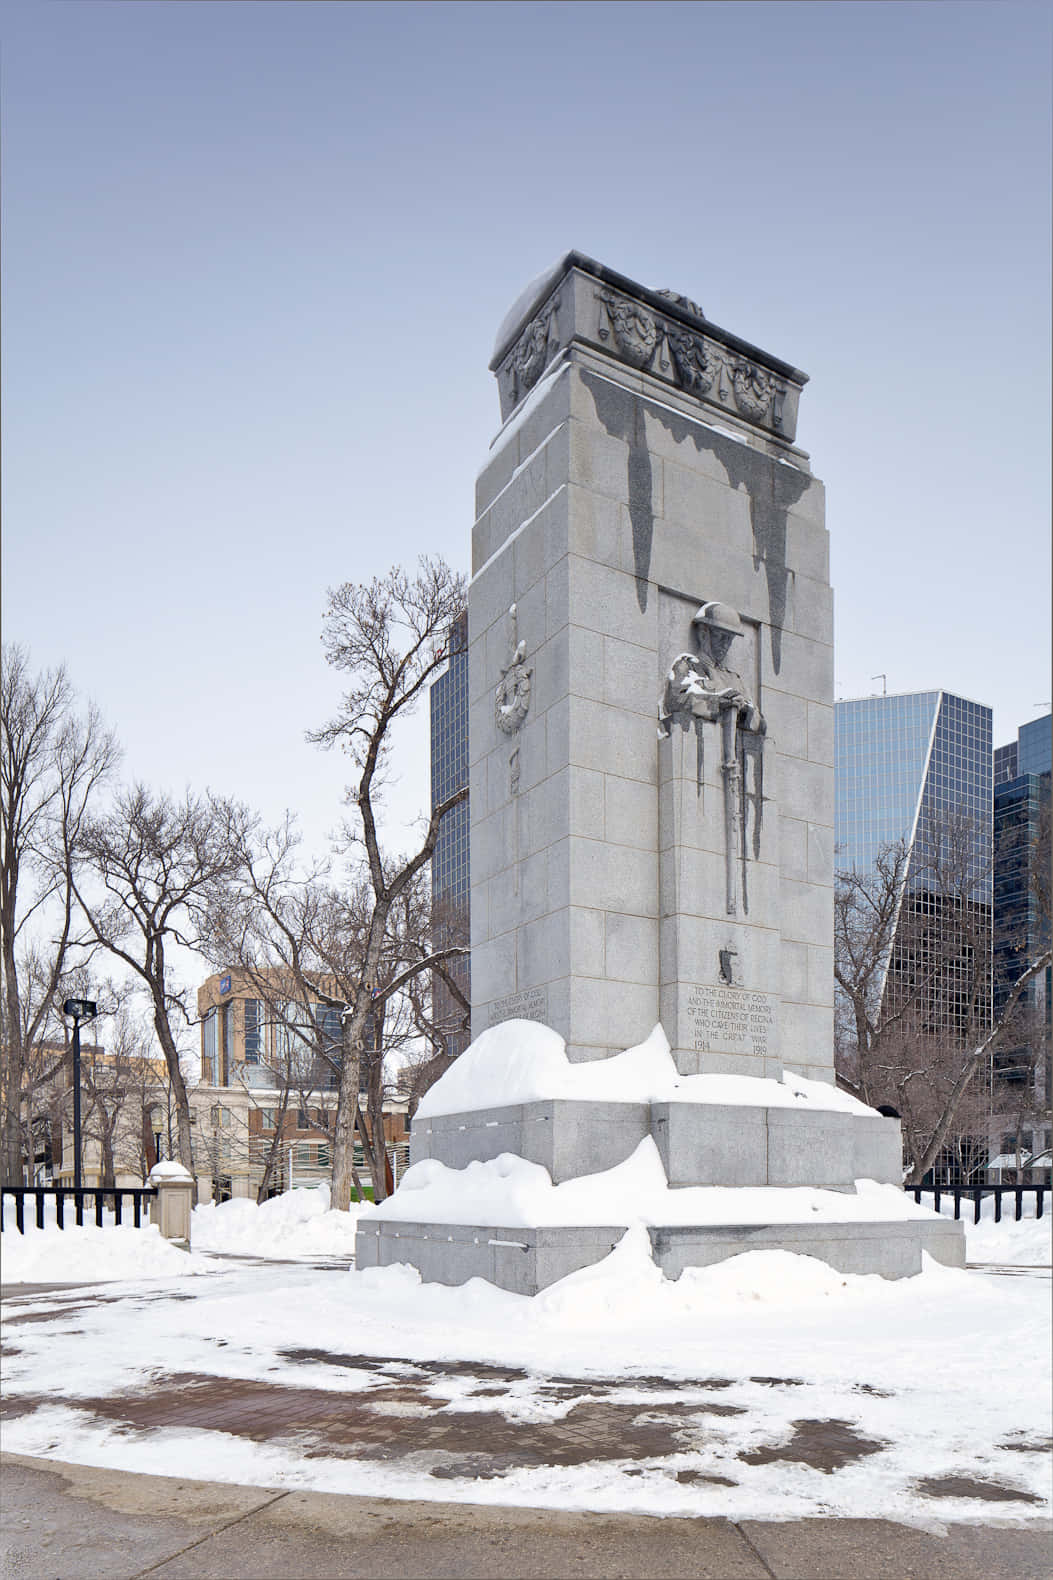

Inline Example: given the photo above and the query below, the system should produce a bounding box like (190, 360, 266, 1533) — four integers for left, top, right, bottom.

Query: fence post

(148, 1162, 194, 1247)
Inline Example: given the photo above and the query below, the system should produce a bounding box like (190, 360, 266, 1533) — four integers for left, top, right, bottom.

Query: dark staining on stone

(581, 373, 655, 613)
(583, 370, 812, 673)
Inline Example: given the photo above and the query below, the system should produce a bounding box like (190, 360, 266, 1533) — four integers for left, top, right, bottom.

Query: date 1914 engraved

(686, 985, 774, 1057)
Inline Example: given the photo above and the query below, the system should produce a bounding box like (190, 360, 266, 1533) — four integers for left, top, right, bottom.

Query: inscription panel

(685, 985, 775, 1058)
(488, 986, 550, 1028)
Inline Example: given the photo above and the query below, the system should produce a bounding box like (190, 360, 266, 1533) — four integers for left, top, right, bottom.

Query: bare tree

(910, 951, 1052, 1183)
(835, 803, 1053, 1183)
(1, 645, 119, 1183)
(78, 1000, 169, 1188)
(72, 786, 250, 1181)
(307, 559, 469, 1209)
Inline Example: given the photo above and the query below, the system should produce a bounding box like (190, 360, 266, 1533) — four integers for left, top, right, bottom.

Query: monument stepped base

(355, 1214, 966, 1296)
(412, 1098, 904, 1190)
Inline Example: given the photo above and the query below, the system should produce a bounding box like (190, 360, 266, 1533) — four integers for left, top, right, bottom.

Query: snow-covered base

(416, 1021, 873, 1118)
(191, 1184, 361, 1259)
(2, 1231, 1049, 1525)
(372, 1140, 936, 1229)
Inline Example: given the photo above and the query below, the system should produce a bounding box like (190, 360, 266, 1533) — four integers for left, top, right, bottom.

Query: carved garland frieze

(595, 289, 659, 369)
(592, 286, 788, 432)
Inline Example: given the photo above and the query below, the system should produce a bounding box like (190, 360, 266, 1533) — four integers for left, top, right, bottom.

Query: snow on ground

(0, 1214, 216, 1283)
(0, 1186, 361, 1282)
(417, 1021, 876, 1118)
(937, 1192, 1053, 1267)
(1, 1232, 1049, 1526)
(191, 1184, 361, 1259)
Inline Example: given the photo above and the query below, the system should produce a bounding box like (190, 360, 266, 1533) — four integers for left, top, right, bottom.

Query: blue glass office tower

(992, 715, 1050, 1142)
(835, 691, 993, 1026)
(429, 610, 470, 1056)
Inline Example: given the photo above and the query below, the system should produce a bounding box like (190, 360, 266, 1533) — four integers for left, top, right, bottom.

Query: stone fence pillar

(148, 1161, 194, 1246)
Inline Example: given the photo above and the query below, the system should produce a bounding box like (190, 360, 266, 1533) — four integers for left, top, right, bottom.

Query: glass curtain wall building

(429, 610, 470, 1056)
(992, 714, 1051, 1162)
(835, 690, 993, 1035)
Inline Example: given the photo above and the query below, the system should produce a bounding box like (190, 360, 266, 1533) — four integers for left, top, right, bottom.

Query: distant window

(244, 999, 261, 1063)
(201, 1011, 218, 1085)
(317, 1144, 330, 1169)
(297, 1109, 310, 1130)
(260, 1108, 276, 1131)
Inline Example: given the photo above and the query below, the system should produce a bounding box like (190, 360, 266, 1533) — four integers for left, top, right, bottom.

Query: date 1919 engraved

(686, 985, 774, 1057)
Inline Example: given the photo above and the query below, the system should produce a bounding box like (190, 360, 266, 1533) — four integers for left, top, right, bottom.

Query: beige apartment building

(194, 970, 408, 1202)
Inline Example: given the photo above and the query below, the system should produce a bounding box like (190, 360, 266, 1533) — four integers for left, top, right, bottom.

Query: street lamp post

(62, 998, 98, 1191)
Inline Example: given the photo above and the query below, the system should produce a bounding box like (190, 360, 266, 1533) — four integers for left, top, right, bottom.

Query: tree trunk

(331, 1016, 362, 1212)
(100, 1124, 116, 1190)
(149, 991, 196, 1196)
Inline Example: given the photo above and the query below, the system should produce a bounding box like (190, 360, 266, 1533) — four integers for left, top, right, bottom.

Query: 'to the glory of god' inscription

(686, 986, 775, 1057)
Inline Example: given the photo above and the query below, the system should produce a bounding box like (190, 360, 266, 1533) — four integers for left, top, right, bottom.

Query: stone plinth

(357, 1215, 964, 1293)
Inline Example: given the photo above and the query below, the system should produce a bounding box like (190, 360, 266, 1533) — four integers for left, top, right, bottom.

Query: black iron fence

(1, 1186, 157, 1233)
(910, 1184, 1046, 1224)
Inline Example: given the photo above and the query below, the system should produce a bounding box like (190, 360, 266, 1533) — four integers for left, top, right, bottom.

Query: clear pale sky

(3, 0, 1050, 868)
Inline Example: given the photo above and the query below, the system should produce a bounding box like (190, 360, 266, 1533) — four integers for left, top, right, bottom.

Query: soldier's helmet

(693, 601, 744, 638)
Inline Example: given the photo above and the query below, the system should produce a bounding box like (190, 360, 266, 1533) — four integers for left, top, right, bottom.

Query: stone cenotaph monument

(356, 253, 964, 1290)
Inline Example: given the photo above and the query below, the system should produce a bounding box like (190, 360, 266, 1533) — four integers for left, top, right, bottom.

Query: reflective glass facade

(835, 690, 993, 1025)
(1018, 714, 1052, 778)
(992, 715, 1051, 1122)
(429, 610, 470, 1055)
(836, 691, 992, 898)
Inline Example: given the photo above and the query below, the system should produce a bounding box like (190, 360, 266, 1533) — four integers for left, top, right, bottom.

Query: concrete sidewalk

(3, 1453, 1051, 1580)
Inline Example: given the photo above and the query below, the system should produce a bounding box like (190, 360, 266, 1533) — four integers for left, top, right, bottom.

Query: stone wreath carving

(595, 289, 658, 368)
(495, 603, 532, 735)
(511, 296, 560, 396)
(730, 359, 773, 421)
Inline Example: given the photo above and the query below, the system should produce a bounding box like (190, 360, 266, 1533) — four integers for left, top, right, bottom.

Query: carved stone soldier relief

(660, 601, 765, 917)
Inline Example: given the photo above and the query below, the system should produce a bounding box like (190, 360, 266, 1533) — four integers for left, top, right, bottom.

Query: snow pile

(191, 1185, 361, 1259)
(1, 1216, 214, 1284)
(417, 1020, 874, 1118)
(936, 1194, 1052, 1266)
(370, 1138, 937, 1228)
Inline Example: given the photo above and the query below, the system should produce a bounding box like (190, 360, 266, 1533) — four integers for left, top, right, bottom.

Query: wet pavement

(2, 1258, 1051, 1575)
(3, 1452, 1053, 1580)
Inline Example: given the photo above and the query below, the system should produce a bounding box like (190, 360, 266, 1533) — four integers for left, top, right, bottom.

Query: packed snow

(0, 1185, 360, 1283)
(191, 1184, 361, 1259)
(0, 1212, 215, 1284)
(416, 1021, 874, 1118)
(937, 1191, 1052, 1267)
(371, 1138, 936, 1228)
